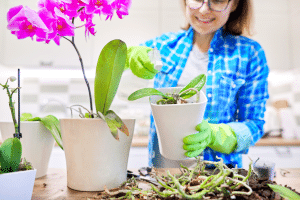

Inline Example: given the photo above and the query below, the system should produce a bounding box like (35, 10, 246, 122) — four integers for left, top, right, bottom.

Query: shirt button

(209, 48, 214, 53)
(207, 93, 212, 98)
(232, 84, 236, 88)
(208, 70, 212, 74)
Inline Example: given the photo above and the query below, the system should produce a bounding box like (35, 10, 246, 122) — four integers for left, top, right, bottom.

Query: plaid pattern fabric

(142, 27, 269, 168)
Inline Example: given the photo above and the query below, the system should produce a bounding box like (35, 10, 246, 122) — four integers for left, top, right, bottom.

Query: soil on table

(95, 169, 300, 200)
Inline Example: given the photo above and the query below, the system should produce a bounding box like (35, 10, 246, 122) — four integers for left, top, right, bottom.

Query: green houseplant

(128, 74, 208, 161)
(59, 39, 159, 191)
(0, 75, 36, 200)
(7, 0, 160, 191)
(0, 75, 63, 179)
(0, 113, 61, 178)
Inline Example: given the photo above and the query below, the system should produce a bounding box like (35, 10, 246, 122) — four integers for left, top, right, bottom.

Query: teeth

(197, 17, 212, 22)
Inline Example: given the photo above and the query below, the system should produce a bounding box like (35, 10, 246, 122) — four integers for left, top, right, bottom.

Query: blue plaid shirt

(142, 27, 269, 168)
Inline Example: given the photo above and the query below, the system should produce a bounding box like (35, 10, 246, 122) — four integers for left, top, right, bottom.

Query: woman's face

(185, 0, 237, 37)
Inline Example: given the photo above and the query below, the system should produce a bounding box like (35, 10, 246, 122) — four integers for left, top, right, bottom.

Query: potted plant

(0, 73, 36, 200)
(128, 74, 207, 160)
(6, 0, 160, 191)
(0, 113, 62, 178)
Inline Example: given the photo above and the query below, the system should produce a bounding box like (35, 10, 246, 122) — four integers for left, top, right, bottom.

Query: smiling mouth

(196, 16, 214, 23)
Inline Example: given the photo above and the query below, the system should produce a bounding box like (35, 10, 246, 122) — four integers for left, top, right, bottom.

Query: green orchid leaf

(40, 115, 63, 150)
(20, 113, 33, 121)
(26, 117, 42, 121)
(125, 46, 159, 79)
(95, 39, 127, 114)
(268, 184, 300, 200)
(104, 117, 119, 141)
(0, 138, 22, 173)
(128, 88, 170, 101)
(85, 113, 92, 118)
(105, 110, 129, 136)
(179, 74, 206, 99)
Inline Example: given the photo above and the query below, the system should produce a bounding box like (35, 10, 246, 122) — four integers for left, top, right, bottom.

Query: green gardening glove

(125, 46, 160, 79)
(183, 120, 237, 157)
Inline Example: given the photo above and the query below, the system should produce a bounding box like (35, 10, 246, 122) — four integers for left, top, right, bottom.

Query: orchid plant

(128, 74, 207, 104)
(7, 0, 160, 140)
(0, 76, 30, 174)
(7, 0, 131, 115)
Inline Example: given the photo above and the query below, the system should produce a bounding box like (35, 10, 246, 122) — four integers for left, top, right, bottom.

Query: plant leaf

(0, 138, 22, 173)
(95, 39, 127, 114)
(104, 117, 119, 141)
(105, 110, 129, 136)
(85, 113, 92, 118)
(26, 117, 42, 121)
(40, 115, 64, 150)
(20, 113, 33, 121)
(179, 74, 206, 99)
(128, 88, 170, 101)
(268, 184, 300, 200)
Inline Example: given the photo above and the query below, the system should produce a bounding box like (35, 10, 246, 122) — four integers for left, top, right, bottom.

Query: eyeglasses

(187, 0, 232, 12)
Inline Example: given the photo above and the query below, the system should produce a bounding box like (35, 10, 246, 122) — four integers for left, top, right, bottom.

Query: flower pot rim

(0, 168, 37, 176)
(150, 100, 207, 107)
(150, 86, 207, 107)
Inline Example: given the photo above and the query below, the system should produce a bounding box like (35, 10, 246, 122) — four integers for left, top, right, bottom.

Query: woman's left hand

(183, 120, 237, 157)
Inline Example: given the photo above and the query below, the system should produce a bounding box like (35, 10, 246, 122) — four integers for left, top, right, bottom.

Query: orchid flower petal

(7, 5, 24, 22)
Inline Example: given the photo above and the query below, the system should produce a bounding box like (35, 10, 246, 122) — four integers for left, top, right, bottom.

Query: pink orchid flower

(54, 7, 75, 36)
(7, 5, 49, 40)
(38, 0, 78, 19)
(85, 19, 96, 37)
(85, 0, 113, 16)
(35, 6, 75, 45)
(7, 0, 132, 43)
(36, 7, 59, 44)
(111, 0, 131, 19)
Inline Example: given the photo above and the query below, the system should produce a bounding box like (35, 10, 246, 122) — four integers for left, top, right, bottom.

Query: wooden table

(32, 168, 300, 199)
(130, 136, 300, 147)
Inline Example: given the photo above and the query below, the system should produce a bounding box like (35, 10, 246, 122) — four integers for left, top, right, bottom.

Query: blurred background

(1, 0, 300, 168)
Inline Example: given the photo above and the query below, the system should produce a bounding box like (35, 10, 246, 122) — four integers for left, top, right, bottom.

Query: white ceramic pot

(150, 87, 207, 160)
(0, 169, 37, 200)
(60, 118, 135, 191)
(0, 121, 55, 178)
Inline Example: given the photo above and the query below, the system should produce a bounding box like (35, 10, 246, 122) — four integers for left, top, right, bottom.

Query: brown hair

(180, 0, 253, 36)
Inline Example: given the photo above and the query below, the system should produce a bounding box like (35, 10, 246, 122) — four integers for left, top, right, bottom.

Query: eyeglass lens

(187, 0, 230, 12)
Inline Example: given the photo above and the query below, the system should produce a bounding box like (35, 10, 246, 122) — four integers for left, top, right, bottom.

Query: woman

(142, 0, 269, 168)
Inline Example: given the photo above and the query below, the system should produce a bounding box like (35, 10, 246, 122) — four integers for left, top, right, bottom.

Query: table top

(131, 136, 300, 147)
(32, 168, 300, 199)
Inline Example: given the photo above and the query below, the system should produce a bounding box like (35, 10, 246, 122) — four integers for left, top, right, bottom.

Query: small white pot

(150, 87, 207, 160)
(0, 121, 55, 178)
(60, 118, 135, 191)
(0, 169, 37, 200)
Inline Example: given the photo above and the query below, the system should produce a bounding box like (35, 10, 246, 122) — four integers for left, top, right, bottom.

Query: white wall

(0, 0, 299, 70)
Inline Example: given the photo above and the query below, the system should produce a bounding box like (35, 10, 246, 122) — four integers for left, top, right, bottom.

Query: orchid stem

(6, 87, 18, 134)
(62, 36, 94, 117)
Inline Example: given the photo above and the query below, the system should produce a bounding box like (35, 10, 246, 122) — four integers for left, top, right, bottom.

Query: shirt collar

(185, 26, 194, 41)
(186, 26, 225, 52)
(210, 27, 225, 51)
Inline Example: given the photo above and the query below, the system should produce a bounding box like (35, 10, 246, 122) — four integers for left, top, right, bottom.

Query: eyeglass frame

(187, 0, 233, 12)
